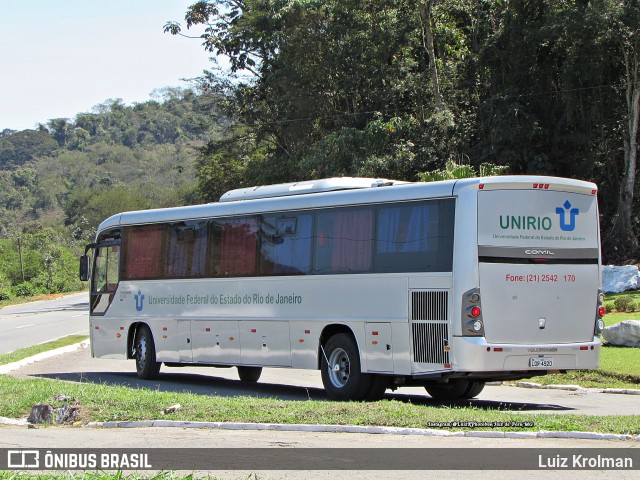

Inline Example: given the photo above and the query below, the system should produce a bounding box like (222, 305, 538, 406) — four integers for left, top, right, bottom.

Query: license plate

(529, 357, 553, 368)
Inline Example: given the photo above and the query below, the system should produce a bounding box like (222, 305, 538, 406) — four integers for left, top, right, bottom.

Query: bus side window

(314, 207, 374, 274)
(258, 213, 312, 275)
(121, 225, 166, 280)
(218, 217, 259, 276)
(167, 221, 208, 278)
(374, 200, 455, 273)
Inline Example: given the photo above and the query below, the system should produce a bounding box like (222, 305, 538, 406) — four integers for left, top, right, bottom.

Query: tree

(0, 129, 57, 169)
(609, 0, 640, 257)
(168, 0, 477, 191)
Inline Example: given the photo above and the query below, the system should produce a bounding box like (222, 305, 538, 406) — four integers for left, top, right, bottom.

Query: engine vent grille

(411, 290, 449, 365)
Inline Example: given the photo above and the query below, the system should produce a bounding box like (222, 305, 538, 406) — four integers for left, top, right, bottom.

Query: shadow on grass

(29, 369, 573, 413)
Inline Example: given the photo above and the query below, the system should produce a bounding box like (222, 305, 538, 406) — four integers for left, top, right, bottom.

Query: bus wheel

(424, 379, 469, 401)
(363, 374, 389, 401)
(134, 325, 161, 380)
(237, 366, 262, 383)
(321, 333, 370, 401)
(462, 380, 486, 399)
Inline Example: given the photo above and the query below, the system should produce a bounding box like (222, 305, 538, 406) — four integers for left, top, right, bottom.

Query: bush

(613, 296, 637, 313)
(604, 303, 614, 314)
(12, 281, 39, 298)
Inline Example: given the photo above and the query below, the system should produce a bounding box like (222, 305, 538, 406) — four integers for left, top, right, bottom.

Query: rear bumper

(447, 335, 601, 372)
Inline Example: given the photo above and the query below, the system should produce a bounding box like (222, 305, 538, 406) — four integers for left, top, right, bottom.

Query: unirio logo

(134, 290, 145, 311)
(556, 200, 579, 232)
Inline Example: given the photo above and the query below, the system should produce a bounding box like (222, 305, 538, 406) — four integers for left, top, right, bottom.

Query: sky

(0, 0, 214, 131)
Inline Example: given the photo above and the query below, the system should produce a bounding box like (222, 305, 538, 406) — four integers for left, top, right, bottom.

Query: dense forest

(165, 0, 640, 259)
(1, 0, 639, 299)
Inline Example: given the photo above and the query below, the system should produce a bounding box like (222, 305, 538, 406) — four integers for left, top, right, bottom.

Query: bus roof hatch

(219, 177, 408, 202)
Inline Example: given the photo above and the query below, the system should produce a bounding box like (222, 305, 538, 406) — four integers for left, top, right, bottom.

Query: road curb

(515, 381, 640, 395)
(84, 420, 637, 441)
(0, 341, 89, 375)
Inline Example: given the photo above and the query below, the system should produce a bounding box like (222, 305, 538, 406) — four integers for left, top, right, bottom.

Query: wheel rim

(136, 336, 147, 370)
(327, 347, 350, 388)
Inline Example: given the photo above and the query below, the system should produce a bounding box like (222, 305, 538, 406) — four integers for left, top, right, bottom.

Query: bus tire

(363, 374, 389, 401)
(462, 380, 486, 399)
(134, 324, 161, 380)
(321, 333, 371, 401)
(237, 366, 262, 383)
(424, 379, 470, 401)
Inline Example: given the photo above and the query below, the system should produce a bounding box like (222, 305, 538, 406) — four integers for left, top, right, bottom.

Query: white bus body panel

(448, 178, 601, 372)
(90, 175, 601, 380)
(478, 188, 599, 344)
(92, 273, 452, 375)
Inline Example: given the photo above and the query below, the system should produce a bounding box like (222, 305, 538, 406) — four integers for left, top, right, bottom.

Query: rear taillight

(595, 290, 605, 335)
(462, 288, 484, 337)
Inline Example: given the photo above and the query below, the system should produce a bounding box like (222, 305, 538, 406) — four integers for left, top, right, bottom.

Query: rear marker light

(471, 306, 481, 318)
(598, 306, 606, 317)
(444, 363, 452, 369)
(580, 346, 588, 351)
(494, 347, 503, 352)
(479, 184, 484, 189)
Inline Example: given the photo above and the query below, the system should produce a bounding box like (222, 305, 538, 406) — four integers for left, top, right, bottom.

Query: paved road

(10, 345, 640, 416)
(0, 292, 88, 354)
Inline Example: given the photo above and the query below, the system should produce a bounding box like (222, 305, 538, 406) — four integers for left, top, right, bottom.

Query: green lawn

(0, 335, 88, 366)
(1, 374, 639, 435)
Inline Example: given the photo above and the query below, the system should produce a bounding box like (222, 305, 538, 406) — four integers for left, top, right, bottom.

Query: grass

(603, 311, 640, 326)
(0, 335, 88, 366)
(0, 473, 216, 480)
(1, 374, 640, 436)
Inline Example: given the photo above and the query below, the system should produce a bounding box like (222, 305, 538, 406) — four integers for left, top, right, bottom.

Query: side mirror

(79, 255, 90, 282)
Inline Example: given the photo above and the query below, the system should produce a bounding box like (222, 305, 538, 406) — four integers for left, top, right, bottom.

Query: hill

(0, 87, 217, 299)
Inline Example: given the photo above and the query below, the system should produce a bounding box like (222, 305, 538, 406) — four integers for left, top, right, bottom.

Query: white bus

(80, 176, 604, 401)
